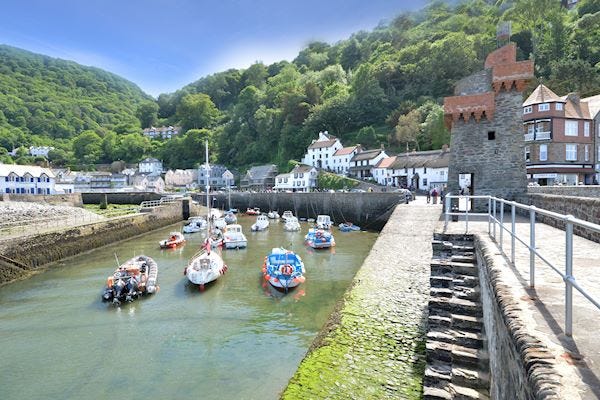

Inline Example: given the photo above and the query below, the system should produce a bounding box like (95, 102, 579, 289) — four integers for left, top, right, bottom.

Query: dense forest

(1, 0, 599, 171)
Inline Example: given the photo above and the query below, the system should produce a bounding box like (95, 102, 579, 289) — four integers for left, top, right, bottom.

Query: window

(527, 124, 535, 135)
(565, 120, 578, 136)
(539, 144, 547, 161)
(525, 146, 531, 161)
(555, 103, 563, 111)
(585, 145, 590, 162)
(538, 103, 550, 111)
(536, 120, 551, 133)
(584, 122, 590, 137)
(566, 144, 578, 161)
(488, 131, 496, 140)
(524, 106, 532, 114)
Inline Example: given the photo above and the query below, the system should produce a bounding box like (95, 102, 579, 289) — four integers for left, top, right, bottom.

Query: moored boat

(305, 228, 335, 249)
(102, 255, 158, 305)
(281, 210, 294, 222)
(184, 141, 228, 290)
(283, 216, 301, 231)
(316, 215, 333, 230)
(262, 248, 305, 292)
(267, 211, 280, 219)
(224, 211, 237, 224)
(339, 222, 361, 232)
(160, 231, 186, 248)
(246, 207, 260, 215)
(223, 224, 247, 249)
(183, 216, 207, 233)
(251, 214, 270, 231)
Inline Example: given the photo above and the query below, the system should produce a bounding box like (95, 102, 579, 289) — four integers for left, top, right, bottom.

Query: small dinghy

(339, 222, 360, 232)
(224, 211, 237, 224)
(283, 216, 301, 232)
(262, 248, 305, 292)
(267, 211, 280, 219)
(246, 207, 260, 215)
(183, 217, 206, 233)
(316, 215, 333, 230)
(159, 231, 186, 249)
(102, 255, 158, 305)
(281, 210, 294, 223)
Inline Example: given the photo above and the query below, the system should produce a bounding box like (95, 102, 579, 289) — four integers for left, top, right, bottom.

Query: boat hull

(102, 255, 158, 305)
(185, 251, 227, 287)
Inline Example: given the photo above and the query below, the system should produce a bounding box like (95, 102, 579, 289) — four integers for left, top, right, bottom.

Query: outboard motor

(112, 278, 126, 305)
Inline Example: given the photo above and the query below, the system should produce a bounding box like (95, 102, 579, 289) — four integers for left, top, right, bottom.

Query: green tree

(136, 101, 159, 128)
(72, 130, 102, 163)
(176, 93, 221, 131)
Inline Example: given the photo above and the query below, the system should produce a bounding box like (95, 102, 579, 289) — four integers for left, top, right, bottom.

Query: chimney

(567, 93, 580, 104)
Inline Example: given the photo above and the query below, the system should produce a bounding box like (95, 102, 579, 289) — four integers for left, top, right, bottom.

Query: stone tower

(444, 44, 534, 207)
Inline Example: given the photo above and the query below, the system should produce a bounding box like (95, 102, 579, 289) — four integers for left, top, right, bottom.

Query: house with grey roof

(274, 164, 318, 192)
(198, 164, 233, 189)
(348, 148, 388, 179)
(240, 164, 278, 191)
(388, 147, 450, 190)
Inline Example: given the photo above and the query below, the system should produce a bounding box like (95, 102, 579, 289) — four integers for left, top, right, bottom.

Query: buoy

(264, 274, 271, 281)
(298, 276, 306, 283)
(262, 267, 266, 273)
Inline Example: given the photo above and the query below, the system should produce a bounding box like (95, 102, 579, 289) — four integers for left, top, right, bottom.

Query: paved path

(443, 207, 600, 399)
(282, 199, 441, 399)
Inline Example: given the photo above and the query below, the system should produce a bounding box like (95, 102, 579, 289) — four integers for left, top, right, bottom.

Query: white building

(389, 148, 450, 191)
(301, 131, 343, 171)
(349, 149, 388, 179)
(332, 145, 361, 175)
(142, 126, 181, 139)
(29, 146, 54, 157)
(198, 164, 232, 189)
(165, 169, 196, 188)
(139, 158, 163, 175)
(0, 164, 56, 194)
(274, 164, 318, 192)
(372, 156, 398, 186)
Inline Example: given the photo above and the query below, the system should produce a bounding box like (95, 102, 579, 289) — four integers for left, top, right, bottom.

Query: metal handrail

(444, 194, 600, 336)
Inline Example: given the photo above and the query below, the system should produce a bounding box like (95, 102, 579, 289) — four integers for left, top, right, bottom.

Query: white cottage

(138, 158, 163, 175)
(301, 131, 343, 171)
(0, 164, 56, 194)
(389, 148, 450, 190)
(332, 145, 361, 175)
(274, 164, 318, 192)
(348, 149, 388, 179)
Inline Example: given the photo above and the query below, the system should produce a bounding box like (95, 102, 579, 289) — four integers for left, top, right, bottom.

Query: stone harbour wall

(528, 186, 600, 198)
(0, 204, 182, 284)
(475, 235, 563, 400)
(81, 192, 162, 205)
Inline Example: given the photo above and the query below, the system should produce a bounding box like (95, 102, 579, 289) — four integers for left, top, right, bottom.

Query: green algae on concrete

(282, 203, 441, 399)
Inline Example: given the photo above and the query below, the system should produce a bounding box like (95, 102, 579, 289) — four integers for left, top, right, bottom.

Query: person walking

(426, 189, 431, 203)
(431, 188, 438, 204)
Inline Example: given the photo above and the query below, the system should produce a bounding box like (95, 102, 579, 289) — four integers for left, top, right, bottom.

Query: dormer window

(538, 103, 550, 112)
(555, 103, 563, 111)
(524, 106, 532, 114)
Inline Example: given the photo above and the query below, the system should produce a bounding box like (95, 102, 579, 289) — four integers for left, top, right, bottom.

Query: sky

(0, 0, 427, 97)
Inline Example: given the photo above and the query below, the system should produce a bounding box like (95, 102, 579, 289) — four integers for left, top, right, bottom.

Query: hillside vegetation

(0, 0, 598, 172)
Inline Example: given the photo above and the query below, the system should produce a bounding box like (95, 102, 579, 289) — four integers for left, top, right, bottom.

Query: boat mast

(205, 140, 211, 252)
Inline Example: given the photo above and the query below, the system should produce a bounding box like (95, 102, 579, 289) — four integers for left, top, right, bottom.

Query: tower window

(488, 131, 496, 140)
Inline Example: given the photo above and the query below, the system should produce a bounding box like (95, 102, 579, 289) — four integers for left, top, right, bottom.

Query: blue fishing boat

(262, 248, 305, 292)
(304, 228, 335, 249)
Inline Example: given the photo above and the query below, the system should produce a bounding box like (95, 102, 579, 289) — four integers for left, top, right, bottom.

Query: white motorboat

(281, 210, 294, 222)
(183, 217, 207, 233)
(224, 211, 237, 224)
(214, 217, 227, 230)
(283, 216, 301, 231)
(251, 214, 270, 231)
(223, 224, 248, 249)
(316, 215, 333, 230)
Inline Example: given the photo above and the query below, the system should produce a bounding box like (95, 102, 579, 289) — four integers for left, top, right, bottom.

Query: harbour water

(0, 215, 377, 400)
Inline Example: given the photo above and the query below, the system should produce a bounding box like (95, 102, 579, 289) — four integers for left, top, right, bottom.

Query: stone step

(426, 340, 452, 363)
(453, 285, 481, 302)
(451, 384, 490, 400)
(423, 385, 452, 400)
(429, 314, 452, 328)
(452, 314, 483, 332)
(429, 298, 482, 317)
(452, 367, 490, 391)
(451, 255, 476, 264)
(453, 275, 479, 288)
(431, 275, 453, 288)
(431, 287, 453, 298)
(452, 345, 489, 369)
(431, 261, 478, 277)
(424, 361, 452, 387)
(427, 328, 484, 348)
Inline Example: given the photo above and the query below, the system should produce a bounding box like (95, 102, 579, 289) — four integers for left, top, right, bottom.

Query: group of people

(426, 187, 443, 204)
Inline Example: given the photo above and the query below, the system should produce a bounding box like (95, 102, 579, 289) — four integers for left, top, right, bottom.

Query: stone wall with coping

(475, 234, 564, 399)
(0, 203, 182, 283)
(81, 192, 162, 205)
(528, 186, 600, 198)
(0, 193, 83, 207)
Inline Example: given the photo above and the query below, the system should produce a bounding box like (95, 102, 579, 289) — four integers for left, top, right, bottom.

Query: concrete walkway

(442, 207, 600, 399)
(282, 199, 441, 399)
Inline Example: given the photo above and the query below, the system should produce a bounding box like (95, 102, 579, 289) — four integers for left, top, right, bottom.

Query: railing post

(488, 197, 491, 234)
(529, 206, 536, 288)
(492, 198, 497, 240)
(465, 196, 469, 233)
(499, 200, 504, 251)
(565, 215, 574, 337)
(511, 201, 516, 265)
(444, 195, 450, 231)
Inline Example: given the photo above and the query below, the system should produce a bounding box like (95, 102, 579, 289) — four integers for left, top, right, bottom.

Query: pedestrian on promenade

(431, 188, 438, 204)
(426, 189, 431, 203)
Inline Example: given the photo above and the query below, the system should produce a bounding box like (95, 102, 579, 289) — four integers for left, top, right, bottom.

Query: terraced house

(0, 164, 55, 194)
(523, 84, 595, 185)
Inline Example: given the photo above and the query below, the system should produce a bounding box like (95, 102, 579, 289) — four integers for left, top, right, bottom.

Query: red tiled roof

(333, 146, 357, 156)
(375, 156, 396, 169)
